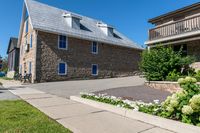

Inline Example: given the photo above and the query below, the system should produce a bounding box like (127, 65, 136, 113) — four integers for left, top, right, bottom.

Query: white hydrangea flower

(182, 105, 193, 115)
(189, 94, 200, 112)
(166, 106, 174, 113)
(170, 99, 179, 107)
(178, 78, 185, 84)
(153, 99, 159, 104)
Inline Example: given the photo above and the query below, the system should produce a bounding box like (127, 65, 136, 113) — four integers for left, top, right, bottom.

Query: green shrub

(140, 46, 195, 81)
(160, 77, 200, 125)
(166, 70, 181, 81)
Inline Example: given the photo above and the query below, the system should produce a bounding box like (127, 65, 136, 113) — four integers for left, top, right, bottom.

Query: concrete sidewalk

(3, 82, 174, 133)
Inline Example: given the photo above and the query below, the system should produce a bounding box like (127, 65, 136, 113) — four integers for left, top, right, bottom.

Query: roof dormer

(97, 22, 114, 37)
(63, 12, 82, 30)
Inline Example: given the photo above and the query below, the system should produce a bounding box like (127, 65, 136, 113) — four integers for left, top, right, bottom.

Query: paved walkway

(2, 81, 174, 133)
(27, 76, 145, 98)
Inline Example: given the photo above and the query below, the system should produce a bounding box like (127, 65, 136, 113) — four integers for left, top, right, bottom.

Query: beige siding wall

(19, 17, 37, 82)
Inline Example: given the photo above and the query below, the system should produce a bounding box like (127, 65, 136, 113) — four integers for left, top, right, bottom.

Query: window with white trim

(58, 62, 67, 75)
(58, 35, 68, 49)
(92, 41, 98, 54)
(92, 64, 98, 75)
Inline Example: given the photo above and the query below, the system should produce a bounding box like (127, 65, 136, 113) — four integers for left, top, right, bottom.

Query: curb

(70, 96, 200, 133)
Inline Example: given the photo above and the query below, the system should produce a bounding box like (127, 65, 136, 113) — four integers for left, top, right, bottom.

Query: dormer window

(97, 22, 114, 37)
(63, 13, 82, 30)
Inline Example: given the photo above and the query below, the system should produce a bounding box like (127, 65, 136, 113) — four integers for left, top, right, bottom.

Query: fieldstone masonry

(35, 31, 142, 82)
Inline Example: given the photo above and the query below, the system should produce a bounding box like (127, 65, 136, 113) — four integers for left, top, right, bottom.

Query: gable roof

(7, 37, 18, 54)
(148, 2, 200, 24)
(22, 0, 143, 50)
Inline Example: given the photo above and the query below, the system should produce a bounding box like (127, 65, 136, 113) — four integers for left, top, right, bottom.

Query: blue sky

(0, 0, 199, 57)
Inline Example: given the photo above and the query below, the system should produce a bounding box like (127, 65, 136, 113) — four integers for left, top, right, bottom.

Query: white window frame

(91, 41, 98, 54)
(58, 61, 67, 75)
(28, 61, 32, 74)
(58, 35, 68, 50)
(91, 64, 98, 76)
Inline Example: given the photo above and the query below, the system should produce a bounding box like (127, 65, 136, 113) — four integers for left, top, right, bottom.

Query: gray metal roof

(25, 0, 143, 50)
(7, 37, 18, 54)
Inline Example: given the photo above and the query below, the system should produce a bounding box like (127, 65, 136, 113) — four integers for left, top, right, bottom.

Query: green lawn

(0, 77, 13, 80)
(0, 100, 72, 133)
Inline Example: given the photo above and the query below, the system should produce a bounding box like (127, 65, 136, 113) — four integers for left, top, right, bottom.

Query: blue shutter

(92, 42, 98, 53)
(92, 64, 98, 75)
(30, 34, 32, 48)
(28, 62, 32, 74)
(59, 63, 66, 74)
(59, 35, 67, 49)
(26, 19, 29, 33)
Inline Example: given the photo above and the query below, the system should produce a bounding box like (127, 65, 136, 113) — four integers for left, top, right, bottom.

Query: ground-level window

(58, 35, 68, 49)
(58, 62, 67, 75)
(28, 62, 32, 74)
(173, 44, 187, 56)
(19, 65, 22, 74)
(92, 41, 98, 54)
(92, 64, 98, 76)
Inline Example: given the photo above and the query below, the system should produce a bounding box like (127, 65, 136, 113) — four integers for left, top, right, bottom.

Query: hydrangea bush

(81, 77, 200, 126)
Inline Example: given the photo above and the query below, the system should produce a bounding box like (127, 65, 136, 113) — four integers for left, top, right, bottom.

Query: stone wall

(145, 81, 181, 93)
(36, 31, 142, 82)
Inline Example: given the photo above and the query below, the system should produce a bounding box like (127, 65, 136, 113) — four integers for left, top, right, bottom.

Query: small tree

(1, 56, 8, 73)
(140, 46, 195, 81)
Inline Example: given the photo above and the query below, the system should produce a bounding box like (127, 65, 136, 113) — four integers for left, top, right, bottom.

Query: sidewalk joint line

(137, 126, 157, 133)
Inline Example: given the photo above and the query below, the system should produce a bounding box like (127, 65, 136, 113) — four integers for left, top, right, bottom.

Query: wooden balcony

(149, 15, 200, 41)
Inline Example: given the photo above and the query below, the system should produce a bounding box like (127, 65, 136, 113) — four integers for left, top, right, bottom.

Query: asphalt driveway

(94, 85, 170, 102)
(28, 76, 145, 98)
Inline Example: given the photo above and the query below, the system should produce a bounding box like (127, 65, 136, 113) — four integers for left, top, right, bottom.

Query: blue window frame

(58, 35, 67, 49)
(92, 64, 98, 75)
(28, 62, 32, 74)
(92, 42, 98, 54)
(25, 19, 29, 33)
(58, 62, 67, 75)
(30, 34, 32, 48)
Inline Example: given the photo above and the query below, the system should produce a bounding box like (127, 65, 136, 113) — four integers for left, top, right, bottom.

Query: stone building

(7, 37, 19, 78)
(18, 0, 143, 83)
(145, 2, 200, 69)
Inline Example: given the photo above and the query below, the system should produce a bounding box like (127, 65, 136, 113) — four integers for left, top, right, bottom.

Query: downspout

(33, 30, 38, 83)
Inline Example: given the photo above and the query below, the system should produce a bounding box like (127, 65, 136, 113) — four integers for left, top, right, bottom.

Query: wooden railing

(149, 15, 200, 41)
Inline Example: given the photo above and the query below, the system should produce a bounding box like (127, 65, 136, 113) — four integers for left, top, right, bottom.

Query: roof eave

(148, 2, 200, 24)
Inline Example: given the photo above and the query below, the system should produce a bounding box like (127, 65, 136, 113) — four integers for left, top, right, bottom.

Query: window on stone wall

(58, 35, 68, 49)
(58, 62, 67, 75)
(92, 64, 98, 76)
(92, 41, 98, 54)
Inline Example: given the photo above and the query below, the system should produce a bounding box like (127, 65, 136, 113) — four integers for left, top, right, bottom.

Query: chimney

(63, 13, 82, 30)
(97, 22, 114, 37)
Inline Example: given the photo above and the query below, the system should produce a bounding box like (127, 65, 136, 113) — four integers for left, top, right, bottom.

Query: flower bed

(81, 77, 200, 127)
